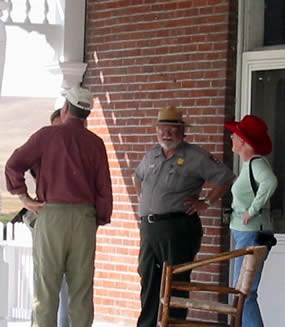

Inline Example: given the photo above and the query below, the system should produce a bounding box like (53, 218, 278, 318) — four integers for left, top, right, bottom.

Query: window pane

(264, 0, 285, 45)
(251, 69, 285, 233)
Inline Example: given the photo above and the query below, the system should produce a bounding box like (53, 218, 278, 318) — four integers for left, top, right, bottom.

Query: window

(264, 0, 285, 45)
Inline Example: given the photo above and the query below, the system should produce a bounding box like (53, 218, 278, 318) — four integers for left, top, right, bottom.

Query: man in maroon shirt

(5, 87, 113, 327)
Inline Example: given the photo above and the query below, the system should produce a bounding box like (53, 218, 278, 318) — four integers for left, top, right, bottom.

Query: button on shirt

(135, 142, 234, 216)
(5, 119, 113, 226)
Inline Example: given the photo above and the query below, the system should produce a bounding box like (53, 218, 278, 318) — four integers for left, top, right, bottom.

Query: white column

(0, 4, 9, 324)
(59, 61, 87, 94)
(57, 0, 87, 95)
(0, 1, 9, 95)
(0, 244, 8, 327)
(62, 0, 86, 62)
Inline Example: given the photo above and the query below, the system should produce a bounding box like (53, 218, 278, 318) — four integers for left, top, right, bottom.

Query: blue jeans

(232, 230, 267, 327)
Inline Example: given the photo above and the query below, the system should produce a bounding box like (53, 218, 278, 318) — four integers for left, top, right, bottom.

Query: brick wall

(84, 0, 238, 325)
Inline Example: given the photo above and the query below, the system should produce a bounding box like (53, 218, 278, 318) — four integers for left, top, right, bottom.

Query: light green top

(230, 157, 277, 232)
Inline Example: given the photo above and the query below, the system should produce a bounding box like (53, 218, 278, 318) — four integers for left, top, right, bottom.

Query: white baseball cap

(54, 95, 66, 110)
(65, 87, 93, 111)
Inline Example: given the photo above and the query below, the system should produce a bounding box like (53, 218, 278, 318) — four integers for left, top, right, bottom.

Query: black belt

(141, 212, 188, 223)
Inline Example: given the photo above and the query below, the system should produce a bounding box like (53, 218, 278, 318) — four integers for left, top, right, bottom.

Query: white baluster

(6, 222, 12, 241)
(4, 0, 12, 23)
(0, 0, 9, 17)
(0, 223, 3, 241)
(24, 0, 30, 23)
(43, 0, 49, 24)
(14, 222, 32, 244)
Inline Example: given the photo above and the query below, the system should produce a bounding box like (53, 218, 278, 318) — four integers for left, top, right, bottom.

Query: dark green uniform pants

(137, 213, 203, 327)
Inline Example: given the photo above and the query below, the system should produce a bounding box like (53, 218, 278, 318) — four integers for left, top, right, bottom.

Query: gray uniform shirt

(135, 141, 234, 216)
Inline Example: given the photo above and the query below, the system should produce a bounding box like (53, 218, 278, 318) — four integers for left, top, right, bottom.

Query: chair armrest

(172, 248, 253, 274)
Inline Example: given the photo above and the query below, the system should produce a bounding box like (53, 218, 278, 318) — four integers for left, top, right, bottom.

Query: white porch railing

(0, 223, 122, 327)
(2, 0, 64, 25)
(0, 223, 33, 326)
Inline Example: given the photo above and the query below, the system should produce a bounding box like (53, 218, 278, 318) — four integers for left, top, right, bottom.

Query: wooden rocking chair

(157, 246, 268, 327)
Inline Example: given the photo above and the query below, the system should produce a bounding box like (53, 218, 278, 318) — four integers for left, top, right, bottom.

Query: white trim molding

(59, 61, 87, 93)
(241, 47, 285, 118)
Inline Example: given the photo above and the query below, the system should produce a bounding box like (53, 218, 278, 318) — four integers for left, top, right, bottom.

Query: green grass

(1, 195, 22, 224)
(0, 212, 18, 224)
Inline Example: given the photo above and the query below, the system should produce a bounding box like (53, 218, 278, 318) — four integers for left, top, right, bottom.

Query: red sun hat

(225, 115, 272, 156)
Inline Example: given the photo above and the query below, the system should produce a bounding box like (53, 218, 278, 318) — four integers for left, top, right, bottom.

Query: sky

(0, 96, 55, 214)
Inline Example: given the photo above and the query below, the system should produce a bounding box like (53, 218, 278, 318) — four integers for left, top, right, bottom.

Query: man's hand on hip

(18, 193, 45, 214)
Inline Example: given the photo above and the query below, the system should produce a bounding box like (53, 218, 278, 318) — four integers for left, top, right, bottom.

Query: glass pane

(264, 0, 285, 45)
(251, 69, 285, 233)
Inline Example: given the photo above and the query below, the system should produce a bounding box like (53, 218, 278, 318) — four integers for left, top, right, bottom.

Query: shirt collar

(64, 118, 86, 128)
(154, 141, 186, 158)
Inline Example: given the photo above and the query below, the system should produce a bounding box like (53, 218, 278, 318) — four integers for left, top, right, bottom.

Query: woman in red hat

(225, 115, 278, 327)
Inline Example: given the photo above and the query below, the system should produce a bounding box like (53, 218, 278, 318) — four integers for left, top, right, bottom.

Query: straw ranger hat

(225, 115, 272, 155)
(156, 106, 190, 126)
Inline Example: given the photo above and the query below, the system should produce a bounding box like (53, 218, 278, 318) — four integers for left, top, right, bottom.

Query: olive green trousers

(31, 204, 96, 327)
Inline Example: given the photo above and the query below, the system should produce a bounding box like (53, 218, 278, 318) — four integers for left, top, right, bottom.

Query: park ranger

(135, 105, 234, 327)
